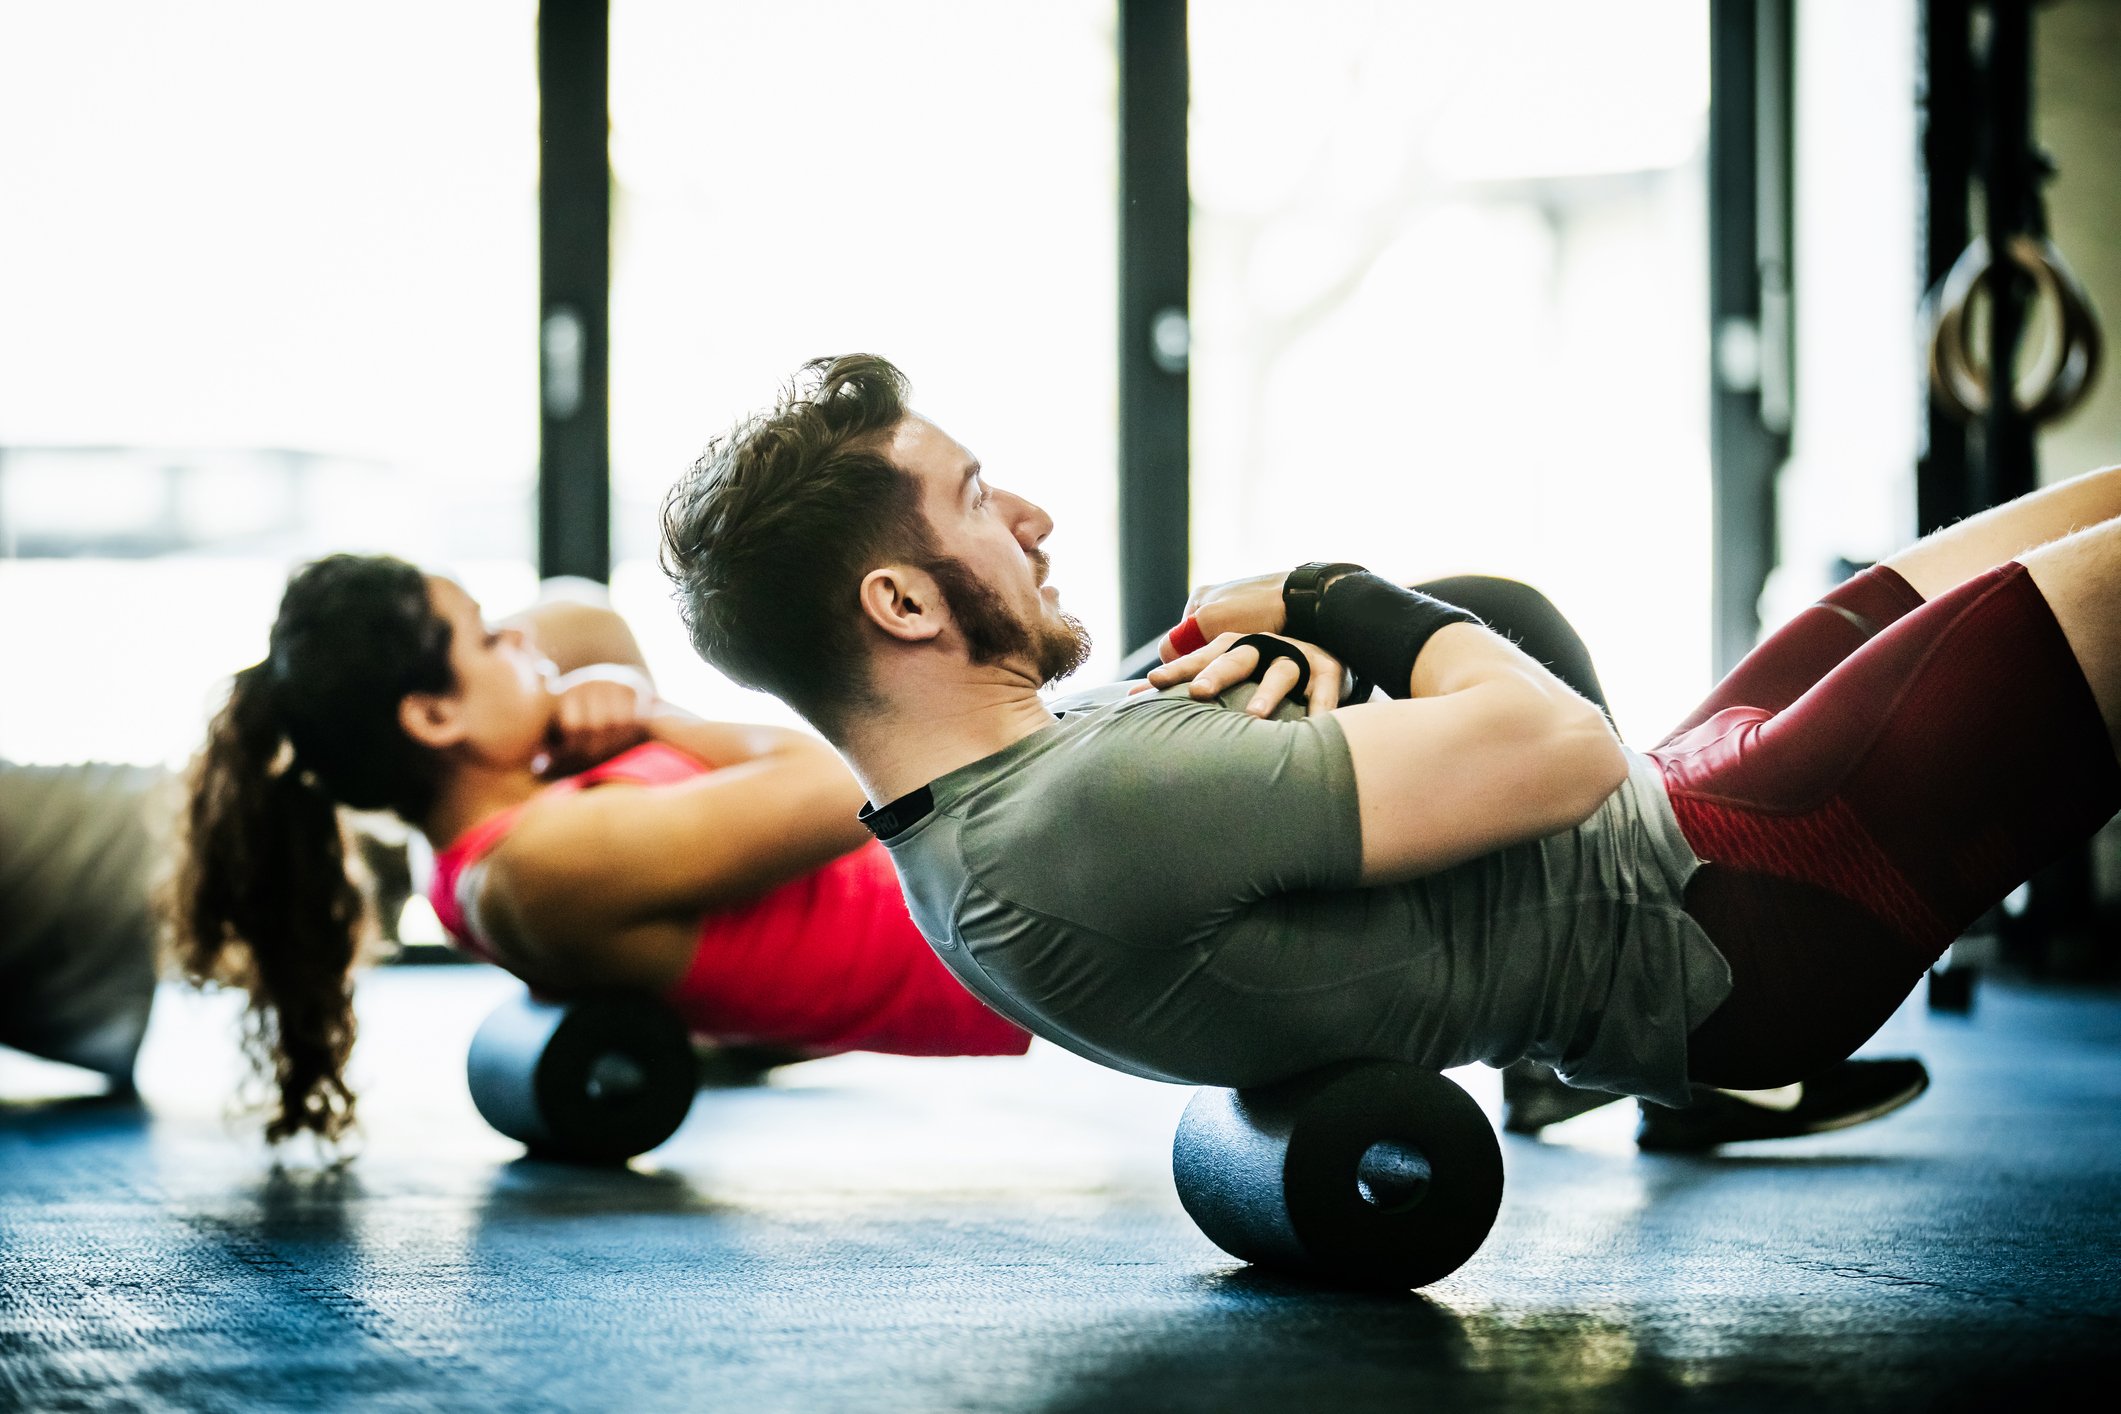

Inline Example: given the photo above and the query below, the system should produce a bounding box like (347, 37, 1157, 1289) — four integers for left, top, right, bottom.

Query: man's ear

(398, 692, 468, 751)
(857, 564, 946, 645)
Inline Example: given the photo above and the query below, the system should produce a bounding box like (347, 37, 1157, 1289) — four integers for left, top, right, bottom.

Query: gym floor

(3, 969, 2116, 1412)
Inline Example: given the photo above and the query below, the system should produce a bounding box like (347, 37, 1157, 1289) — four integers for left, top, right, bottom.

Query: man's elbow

(1487, 688, 1628, 835)
(1554, 704, 1628, 819)
(1501, 691, 1626, 829)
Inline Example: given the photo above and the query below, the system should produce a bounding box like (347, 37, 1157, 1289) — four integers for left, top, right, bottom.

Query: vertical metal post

(1117, 0, 1191, 649)
(538, 0, 612, 584)
(1977, 0, 2038, 510)
(1752, 0, 1795, 441)
(1707, 0, 1794, 676)
(1919, 2, 2093, 975)
(1917, 0, 1976, 537)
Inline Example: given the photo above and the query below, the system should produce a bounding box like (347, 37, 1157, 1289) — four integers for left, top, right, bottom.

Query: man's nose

(1002, 489, 1054, 548)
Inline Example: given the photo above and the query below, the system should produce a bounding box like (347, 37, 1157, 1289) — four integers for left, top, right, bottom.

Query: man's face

(884, 414, 1091, 685)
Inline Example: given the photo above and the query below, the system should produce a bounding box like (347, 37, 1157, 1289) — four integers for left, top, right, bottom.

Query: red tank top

(426, 741, 1027, 1058)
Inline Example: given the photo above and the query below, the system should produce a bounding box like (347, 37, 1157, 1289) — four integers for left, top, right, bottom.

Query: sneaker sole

(1783, 1070, 1931, 1136)
(1638, 1070, 1931, 1150)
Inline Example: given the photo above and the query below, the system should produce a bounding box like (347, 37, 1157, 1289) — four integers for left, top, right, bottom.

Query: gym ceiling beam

(1707, 0, 1795, 678)
(538, 0, 613, 584)
(1118, 0, 1191, 650)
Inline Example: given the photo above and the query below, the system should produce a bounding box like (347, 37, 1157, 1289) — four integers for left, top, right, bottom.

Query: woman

(168, 554, 1028, 1144)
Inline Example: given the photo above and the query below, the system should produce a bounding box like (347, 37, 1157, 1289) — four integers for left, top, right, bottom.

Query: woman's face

(420, 576, 555, 767)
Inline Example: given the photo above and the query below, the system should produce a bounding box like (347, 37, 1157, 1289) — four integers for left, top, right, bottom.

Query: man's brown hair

(660, 354, 928, 737)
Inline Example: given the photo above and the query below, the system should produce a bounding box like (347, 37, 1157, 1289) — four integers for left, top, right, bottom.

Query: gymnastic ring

(1929, 235, 2102, 422)
(1928, 235, 2104, 425)
(1931, 237, 2062, 419)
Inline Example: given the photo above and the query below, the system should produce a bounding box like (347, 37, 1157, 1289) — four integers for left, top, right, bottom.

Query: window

(0, 2, 539, 766)
(1189, 1, 1711, 737)
(605, 0, 1120, 722)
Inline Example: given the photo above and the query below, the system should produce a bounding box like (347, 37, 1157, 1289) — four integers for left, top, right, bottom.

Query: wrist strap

(1310, 573, 1482, 699)
(1233, 635, 1311, 702)
(1283, 562, 1366, 642)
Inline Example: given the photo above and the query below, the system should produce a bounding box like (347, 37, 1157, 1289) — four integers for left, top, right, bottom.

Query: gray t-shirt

(874, 684, 1733, 1107)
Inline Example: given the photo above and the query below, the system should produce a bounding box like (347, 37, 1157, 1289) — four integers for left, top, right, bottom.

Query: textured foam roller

(466, 992, 697, 1163)
(1171, 1062, 1503, 1288)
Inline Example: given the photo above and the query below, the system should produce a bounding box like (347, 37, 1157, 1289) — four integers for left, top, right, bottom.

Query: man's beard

(924, 555, 1092, 686)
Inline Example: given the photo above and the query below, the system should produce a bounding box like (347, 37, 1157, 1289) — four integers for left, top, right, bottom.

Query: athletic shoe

(1634, 1057, 1931, 1152)
(1501, 1058, 1624, 1134)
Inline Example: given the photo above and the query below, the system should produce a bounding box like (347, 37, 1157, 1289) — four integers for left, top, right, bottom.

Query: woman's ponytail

(168, 660, 368, 1143)
(165, 555, 453, 1145)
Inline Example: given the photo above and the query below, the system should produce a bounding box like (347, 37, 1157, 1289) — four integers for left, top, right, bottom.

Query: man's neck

(844, 683, 1057, 808)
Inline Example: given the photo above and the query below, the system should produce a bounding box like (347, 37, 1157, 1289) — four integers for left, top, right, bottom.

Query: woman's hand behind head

(542, 664, 656, 776)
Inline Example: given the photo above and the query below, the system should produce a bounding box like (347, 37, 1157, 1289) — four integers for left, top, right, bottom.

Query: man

(659, 354, 2119, 1119)
(1114, 582, 1931, 1149)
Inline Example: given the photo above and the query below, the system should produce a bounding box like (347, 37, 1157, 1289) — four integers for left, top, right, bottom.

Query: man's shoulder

(934, 685, 1338, 856)
(1044, 679, 1139, 715)
(1047, 681, 1272, 733)
(955, 692, 1272, 849)
(927, 701, 1167, 854)
(992, 691, 1201, 787)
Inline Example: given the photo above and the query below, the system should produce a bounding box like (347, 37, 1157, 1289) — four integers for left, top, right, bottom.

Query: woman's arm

(635, 707, 832, 772)
(499, 595, 663, 772)
(504, 594, 654, 681)
(470, 716, 871, 984)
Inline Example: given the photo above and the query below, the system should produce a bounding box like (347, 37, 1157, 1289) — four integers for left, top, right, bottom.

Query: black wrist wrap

(1310, 572, 1483, 699)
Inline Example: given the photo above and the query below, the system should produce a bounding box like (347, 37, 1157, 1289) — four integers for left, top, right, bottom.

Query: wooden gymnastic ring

(1928, 235, 2104, 425)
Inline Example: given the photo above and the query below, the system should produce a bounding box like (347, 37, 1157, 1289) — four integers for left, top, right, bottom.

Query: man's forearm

(1304, 572, 1482, 699)
(1409, 621, 1599, 714)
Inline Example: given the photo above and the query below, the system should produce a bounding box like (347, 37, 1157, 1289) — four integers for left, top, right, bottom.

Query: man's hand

(1143, 631, 1347, 719)
(544, 664, 656, 775)
(1169, 571, 1292, 652)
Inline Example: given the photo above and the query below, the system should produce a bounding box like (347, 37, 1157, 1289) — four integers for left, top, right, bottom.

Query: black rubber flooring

(4, 969, 2118, 1412)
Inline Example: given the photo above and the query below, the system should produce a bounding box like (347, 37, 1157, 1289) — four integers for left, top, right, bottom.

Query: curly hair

(164, 554, 454, 1143)
(660, 354, 935, 739)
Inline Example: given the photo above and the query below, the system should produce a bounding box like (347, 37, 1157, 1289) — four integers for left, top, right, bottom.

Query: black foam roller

(1171, 1062, 1503, 1288)
(466, 992, 698, 1163)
